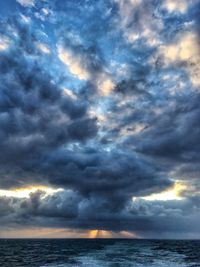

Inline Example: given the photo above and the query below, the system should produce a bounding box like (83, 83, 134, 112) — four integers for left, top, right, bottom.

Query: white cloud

(16, 0, 35, 7)
(63, 88, 77, 100)
(20, 14, 31, 24)
(133, 182, 186, 201)
(96, 73, 115, 96)
(41, 8, 49, 15)
(0, 186, 63, 199)
(58, 46, 115, 95)
(115, 0, 142, 27)
(0, 35, 10, 51)
(37, 43, 51, 54)
(58, 46, 89, 80)
(115, 0, 162, 47)
(160, 32, 200, 87)
(162, 0, 190, 13)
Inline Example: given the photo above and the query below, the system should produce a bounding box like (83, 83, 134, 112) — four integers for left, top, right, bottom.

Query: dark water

(0, 239, 200, 267)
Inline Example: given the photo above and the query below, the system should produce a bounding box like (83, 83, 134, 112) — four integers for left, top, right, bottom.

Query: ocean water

(0, 239, 200, 267)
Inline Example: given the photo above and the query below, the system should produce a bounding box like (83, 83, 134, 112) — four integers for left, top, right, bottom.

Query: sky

(0, 0, 199, 239)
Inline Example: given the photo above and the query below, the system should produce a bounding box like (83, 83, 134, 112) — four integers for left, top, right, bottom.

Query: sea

(0, 239, 200, 267)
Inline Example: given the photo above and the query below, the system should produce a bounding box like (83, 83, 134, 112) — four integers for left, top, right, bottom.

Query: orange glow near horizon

(88, 230, 138, 239)
(0, 228, 139, 239)
(88, 230, 99, 238)
(88, 230, 113, 238)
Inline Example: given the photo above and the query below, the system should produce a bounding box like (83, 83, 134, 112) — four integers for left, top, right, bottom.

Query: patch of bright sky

(133, 182, 187, 202)
(0, 186, 63, 199)
(88, 230, 137, 239)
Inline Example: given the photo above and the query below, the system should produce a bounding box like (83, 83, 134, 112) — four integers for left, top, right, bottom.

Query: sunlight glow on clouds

(58, 46, 89, 80)
(0, 228, 138, 239)
(160, 32, 200, 86)
(133, 182, 187, 202)
(161, 33, 198, 62)
(97, 74, 115, 96)
(0, 186, 63, 199)
(88, 230, 138, 239)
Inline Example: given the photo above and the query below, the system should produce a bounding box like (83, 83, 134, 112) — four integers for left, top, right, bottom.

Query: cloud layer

(0, 0, 200, 238)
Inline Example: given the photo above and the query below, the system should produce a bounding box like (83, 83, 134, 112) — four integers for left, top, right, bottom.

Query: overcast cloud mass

(0, 0, 200, 239)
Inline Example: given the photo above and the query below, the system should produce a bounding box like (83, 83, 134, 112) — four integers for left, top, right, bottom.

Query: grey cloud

(0, 0, 199, 238)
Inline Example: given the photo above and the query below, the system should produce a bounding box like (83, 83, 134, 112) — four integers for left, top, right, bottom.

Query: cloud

(96, 73, 115, 96)
(115, 0, 163, 48)
(58, 44, 115, 96)
(0, 0, 199, 238)
(1, 188, 200, 238)
(16, 0, 35, 7)
(162, 0, 189, 13)
(0, 35, 10, 51)
(0, 19, 98, 189)
(58, 46, 90, 80)
(37, 43, 51, 54)
(160, 32, 200, 87)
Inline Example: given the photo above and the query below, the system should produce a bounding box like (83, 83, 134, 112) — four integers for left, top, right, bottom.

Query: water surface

(0, 239, 200, 267)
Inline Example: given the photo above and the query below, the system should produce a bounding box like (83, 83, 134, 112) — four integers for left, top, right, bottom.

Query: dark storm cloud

(115, 79, 149, 96)
(136, 92, 200, 162)
(0, 0, 199, 238)
(0, 3, 173, 190)
(0, 18, 98, 188)
(42, 149, 172, 201)
(0, 190, 81, 227)
(1, 189, 200, 238)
